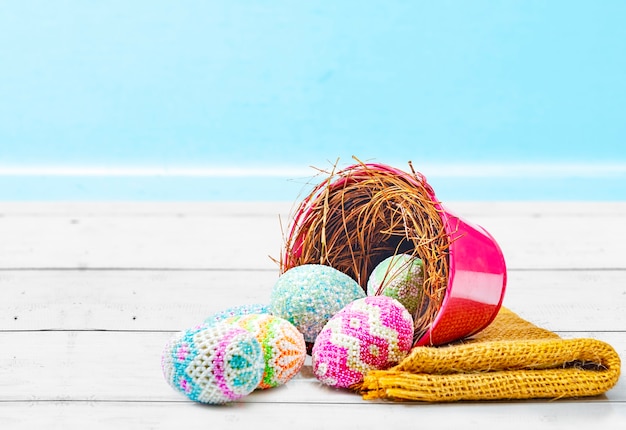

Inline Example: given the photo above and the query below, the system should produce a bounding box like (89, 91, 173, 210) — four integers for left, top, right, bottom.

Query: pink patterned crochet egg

(311, 295, 414, 388)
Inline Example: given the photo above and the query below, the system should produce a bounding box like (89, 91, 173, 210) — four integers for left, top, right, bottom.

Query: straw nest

(280, 161, 450, 342)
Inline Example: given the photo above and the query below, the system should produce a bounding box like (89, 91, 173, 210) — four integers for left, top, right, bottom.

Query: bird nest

(281, 161, 450, 342)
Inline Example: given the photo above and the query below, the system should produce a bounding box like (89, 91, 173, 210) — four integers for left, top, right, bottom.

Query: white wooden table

(1, 202, 624, 429)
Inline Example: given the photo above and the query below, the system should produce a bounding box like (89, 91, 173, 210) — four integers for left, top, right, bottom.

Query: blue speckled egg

(270, 264, 366, 343)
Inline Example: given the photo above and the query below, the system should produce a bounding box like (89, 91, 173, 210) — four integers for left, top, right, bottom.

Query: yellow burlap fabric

(359, 308, 621, 402)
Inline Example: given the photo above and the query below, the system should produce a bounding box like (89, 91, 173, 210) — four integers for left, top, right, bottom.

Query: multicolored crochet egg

(270, 264, 366, 343)
(161, 323, 264, 404)
(311, 295, 414, 388)
(204, 303, 270, 326)
(222, 313, 306, 389)
(367, 254, 424, 316)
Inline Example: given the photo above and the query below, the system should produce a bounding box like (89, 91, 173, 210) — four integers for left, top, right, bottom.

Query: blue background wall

(1, 1, 625, 200)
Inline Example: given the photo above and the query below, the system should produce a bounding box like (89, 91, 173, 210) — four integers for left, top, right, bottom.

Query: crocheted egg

(312, 295, 414, 388)
(204, 303, 270, 326)
(270, 264, 366, 343)
(222, 313, 306, 389)
(161, 323, 264, 404)
(367, 254, 424, 316)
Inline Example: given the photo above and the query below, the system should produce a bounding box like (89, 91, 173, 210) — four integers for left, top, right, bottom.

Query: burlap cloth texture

(358, 307, 621, 402)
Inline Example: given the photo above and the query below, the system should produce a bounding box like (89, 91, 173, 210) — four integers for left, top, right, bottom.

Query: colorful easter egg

(270, 264, 366, 343)
(223, 313, 306, 389)
(161, 323, 264, 404)
(367, 254, 424, 316)
(311, 295, 414, 388)
(204, 303, 270, 326)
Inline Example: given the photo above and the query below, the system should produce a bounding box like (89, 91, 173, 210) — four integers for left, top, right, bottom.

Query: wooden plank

(1, 400, 626, 430)
(0, 202, 294, 216)
(0, 330, 362, 403)
(2, 201, 625, 217)
(0, 202, 624, 430)
(0, 211, 285, 270)
(502, 269, 626, 332)
(0, 269, 280, 332)
(0, 331, 624, 403)
(1, 202, 626, 270)
(2, 269, 624, 332)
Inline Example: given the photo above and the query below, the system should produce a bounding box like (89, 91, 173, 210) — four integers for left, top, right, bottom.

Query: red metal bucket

(414, 204, 507, 345)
